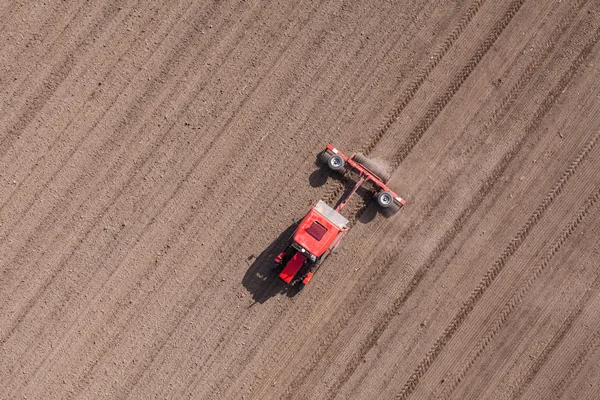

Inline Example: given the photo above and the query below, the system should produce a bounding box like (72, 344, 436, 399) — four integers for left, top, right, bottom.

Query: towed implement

(273, 144, 405, 289)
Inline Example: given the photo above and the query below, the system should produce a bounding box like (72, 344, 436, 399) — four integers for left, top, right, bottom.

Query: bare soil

(1, 0, 599, 399)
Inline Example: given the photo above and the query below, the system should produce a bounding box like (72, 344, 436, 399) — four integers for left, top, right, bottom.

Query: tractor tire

(376, 191, 395, 208)
(353, 153, 391, 182)
(320, 152, 345, 172)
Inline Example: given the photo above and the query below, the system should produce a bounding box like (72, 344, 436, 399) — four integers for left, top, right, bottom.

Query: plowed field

(2, 0, 600, 399)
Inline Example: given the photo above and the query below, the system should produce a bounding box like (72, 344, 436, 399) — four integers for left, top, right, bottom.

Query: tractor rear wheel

(320, 152, 345, 172)
(353, 153, 391, 182)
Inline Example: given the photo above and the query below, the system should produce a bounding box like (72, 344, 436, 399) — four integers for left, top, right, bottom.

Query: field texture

(1, 0, 600, 398)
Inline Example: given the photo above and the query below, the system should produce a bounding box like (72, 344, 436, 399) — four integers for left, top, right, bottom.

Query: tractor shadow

(242, 222, 304, 304)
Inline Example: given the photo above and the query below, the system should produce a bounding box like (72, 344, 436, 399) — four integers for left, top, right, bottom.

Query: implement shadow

(242, 222, 302, 304)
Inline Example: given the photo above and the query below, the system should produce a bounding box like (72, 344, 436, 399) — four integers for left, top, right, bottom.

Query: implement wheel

(381, 201, 401, 217)
(376, 191, 394, 208)
(320, 152, 345, 172)
(376, 191, 400, 217)
(353, 153, 391, 182)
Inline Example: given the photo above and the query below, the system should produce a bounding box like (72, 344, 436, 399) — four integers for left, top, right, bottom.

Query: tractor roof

(293, 200, 349, 257)
(313, 200, 349, 230)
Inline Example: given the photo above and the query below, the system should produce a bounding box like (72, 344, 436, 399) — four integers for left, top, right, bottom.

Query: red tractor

(274, 144, 405, 288)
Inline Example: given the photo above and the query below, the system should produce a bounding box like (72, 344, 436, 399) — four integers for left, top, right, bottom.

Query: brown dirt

(1, 0, 600, 399)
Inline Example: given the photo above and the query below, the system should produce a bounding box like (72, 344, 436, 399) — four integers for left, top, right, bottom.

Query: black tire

(381, 201, 401, 217)
(353, 153, 391, 182)
(376, 191, 394, 208)
(319, 151, 333, 165)
(320, 151, 345, 171)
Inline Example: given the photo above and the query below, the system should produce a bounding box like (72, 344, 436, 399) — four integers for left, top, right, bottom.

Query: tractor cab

(294, 200, 349, 258)
(277, 201, 349, 286)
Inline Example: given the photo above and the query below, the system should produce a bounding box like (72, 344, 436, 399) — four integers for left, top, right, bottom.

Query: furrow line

(394, 70, 600, 399)
(0, 0, 152, 213)
(510, 261, 600, 399)
(287, 1, 584, 394)
(319, 0, 488, 206)
(62, 1, 338, 395)
(549, 329, 600, 399)
(0, 0, 89, 102)
(0, 0, 229, 347)
(0, 0, 219, 253)
(390, 0, 527, 169)
(285, 5, 586, 393)
(0, 1, 124, 158)
(441, 186, 600, 399)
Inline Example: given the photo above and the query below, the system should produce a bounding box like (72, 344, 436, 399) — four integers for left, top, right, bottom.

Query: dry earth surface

(1, 0, 600, 399)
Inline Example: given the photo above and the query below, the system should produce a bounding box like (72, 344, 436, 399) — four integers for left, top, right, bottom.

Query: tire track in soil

(0, 0, 231, 347)
(394, 48, 600, 398)
(347, 0, 585, 225)
(0, 1, 124, 158)
(318, 0, 488, 208)
(332, 0, 529, 224)
(549, 328, 600, 399)
(322, 20, 600, 399)
(439, 186, 600, 400)
(510, 267, 600, 399)
(284, 1, 535, 395)
(359, 0, 487, 156)
(388, 0, 527, 170)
